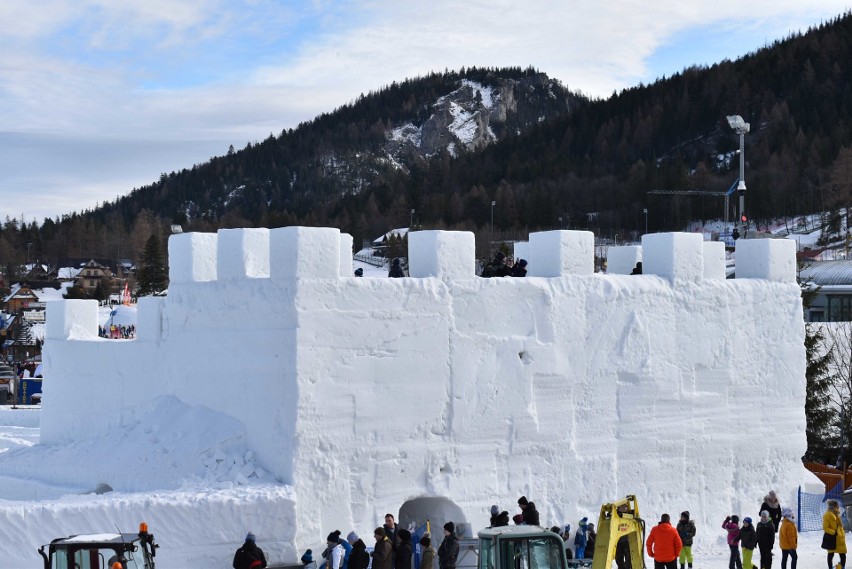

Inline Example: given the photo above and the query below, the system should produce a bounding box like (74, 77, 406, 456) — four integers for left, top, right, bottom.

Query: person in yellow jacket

(779, 508, 797, 569)
(823, 500, 847, 569)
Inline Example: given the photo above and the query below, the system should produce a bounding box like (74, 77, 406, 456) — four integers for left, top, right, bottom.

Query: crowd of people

(480, 251, 527, 278)
(98, 323, 136, 339)
(231, 490, 848, 569)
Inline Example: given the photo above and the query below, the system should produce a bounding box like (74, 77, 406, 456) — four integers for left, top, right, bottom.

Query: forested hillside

(4, 12, 852, 272)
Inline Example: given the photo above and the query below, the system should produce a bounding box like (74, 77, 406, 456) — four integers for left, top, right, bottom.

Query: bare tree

(820, 322, 852, 466)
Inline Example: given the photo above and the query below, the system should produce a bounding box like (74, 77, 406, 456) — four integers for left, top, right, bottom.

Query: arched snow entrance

(398, 497, 470, 538)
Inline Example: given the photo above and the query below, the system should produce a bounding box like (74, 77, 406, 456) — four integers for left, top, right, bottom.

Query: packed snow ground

(0, 408, 842, 569)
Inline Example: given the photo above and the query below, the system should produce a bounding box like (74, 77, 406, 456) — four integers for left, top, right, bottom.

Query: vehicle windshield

(498, 536, 564, 569)
(51, 545, 148, 569)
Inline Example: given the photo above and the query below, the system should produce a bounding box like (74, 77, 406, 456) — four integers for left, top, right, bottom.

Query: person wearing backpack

(233, 532, 267, 569)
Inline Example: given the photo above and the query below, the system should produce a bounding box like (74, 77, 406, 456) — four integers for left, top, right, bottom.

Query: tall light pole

(27, 242, 32, 268)
(727, 115, 750, 237)
(490, 200, 496, 249)
(643, 208, 648, 235)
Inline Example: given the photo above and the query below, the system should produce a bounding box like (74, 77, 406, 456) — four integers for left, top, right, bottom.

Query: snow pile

(5, 228, 813, 567)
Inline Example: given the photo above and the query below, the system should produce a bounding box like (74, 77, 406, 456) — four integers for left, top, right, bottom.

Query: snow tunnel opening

(398, 496, 471, 539)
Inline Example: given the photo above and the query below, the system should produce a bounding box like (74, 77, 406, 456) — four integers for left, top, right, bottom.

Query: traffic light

(741, 214, 747, 223)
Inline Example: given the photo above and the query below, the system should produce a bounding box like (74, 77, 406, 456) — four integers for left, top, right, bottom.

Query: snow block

(408, 230, 475, 279)
(217, 228, 270, 280)
(136, 296, 164, 343)
(642, 232, 704, 283)
(527, 230, 594, 277)
(736, 238, 797, 281)
(339, 233, 354, 277)
(269, 226, 341, 280)
(169, 232, 218, 284)
(703, 241, 726, 280)
(45, 299, 98, 340)
(513, 241, 529, 263)
(607, 245, 642, 275)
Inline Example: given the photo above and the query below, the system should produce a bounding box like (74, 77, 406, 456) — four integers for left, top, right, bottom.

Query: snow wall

(41, 228, 809, 562)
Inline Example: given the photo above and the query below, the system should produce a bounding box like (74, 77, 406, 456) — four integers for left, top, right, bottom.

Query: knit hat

(301, 550, 314, 563)
(742, 517, 752, 524)
(680, 511, 690, 520)
(550, 526, 561, 534)
(518, 259, 528, 267)
(354, 268, 363, 276)
(782, 508, 794, 520)
(374, 527, 385, 538)
(399, 529, 412, 542)
(760, 510, 770, 520)
(420, 535, 431, 547)
(587, 523, 594, 529)
(347, 531, 359, 544)
(579, 517, 588, 526)
(518, 496, 529, 506)
(491, 505, 499, 516)
(246, 532, 256, 542)
(444, 522, 455, 534)
(327, 530, 341, 543)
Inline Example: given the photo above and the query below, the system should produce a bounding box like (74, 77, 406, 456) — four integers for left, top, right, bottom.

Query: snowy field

(0, 407, 841, 569)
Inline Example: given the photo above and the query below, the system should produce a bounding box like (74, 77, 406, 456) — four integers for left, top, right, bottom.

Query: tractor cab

(39, 522, 158, 569)
(478, 525, 567, 569)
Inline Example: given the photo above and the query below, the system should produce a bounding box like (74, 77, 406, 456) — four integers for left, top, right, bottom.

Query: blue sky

(1, 1, 850, 222)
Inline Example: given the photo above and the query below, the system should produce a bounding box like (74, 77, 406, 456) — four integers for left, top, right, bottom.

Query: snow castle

(42, 228, 809, 559)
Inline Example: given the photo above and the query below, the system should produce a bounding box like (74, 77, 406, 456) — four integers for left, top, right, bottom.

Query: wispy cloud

(0, 0, 849, 220)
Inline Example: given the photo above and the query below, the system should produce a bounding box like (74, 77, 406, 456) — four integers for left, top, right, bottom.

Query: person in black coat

(481, 251, 511, 278)
(489, 505, 510, 527)
(518, 496, 540, 526)
(388, 258, 405, 278)
(396, 529, 413, 569)
(438, 522, 460, 569)
(511, 259, 528, 277)
(348, 538, 370, 569)
(756, 511, 776, 569)
(233, 532, 267, 569)
(759, 491, 782, 532)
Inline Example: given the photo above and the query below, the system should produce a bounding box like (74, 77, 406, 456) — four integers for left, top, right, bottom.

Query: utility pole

(727, 115, 750, 237)
(490, 201, 496, 251)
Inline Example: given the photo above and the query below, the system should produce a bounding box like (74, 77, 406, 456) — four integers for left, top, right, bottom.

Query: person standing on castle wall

(779, 508, 797, 569)
(481, 251, 511, 278)
(760, 491, 782, 532)
(388, 258, 405, 278)
(419, 534, 436, 569)
(373, 527, 393, 569)
(574, 517, 588, 559)
(396, 529, 413, 569)
(347, 533, 370, 569)
(438, 522, 459, 569)
(823, 499, 847, 569)
(518, 496, 540, 526)
(723, 515, 742, 569)
(739, 517, 757, 569)
(490, 505, 509, 527)
(586, 523, 597, 560)
(676, 511, 696, 569)
(511, 259, 528, 277)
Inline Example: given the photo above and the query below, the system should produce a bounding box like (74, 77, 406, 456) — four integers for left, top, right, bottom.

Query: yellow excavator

(590, 495, 646, 569)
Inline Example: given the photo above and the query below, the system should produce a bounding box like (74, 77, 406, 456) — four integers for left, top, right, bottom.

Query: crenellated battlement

(41, 227, 807, 557)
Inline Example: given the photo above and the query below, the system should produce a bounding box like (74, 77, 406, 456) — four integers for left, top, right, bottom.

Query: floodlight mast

(726, 115, 750, 237)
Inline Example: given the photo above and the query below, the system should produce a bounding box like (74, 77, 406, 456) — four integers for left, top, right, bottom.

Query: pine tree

(804, 322, 837, 462)
(136, 235, 168, 296)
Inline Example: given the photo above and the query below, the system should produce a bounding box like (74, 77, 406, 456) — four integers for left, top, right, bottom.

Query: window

(498, 536, 564, 569)
(827, 296, 852, 322)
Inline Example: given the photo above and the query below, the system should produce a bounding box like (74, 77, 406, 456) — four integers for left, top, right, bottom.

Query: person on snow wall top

(388, 258, 405, 278)
(646, 513, 683, 569)
(511, 259, 528, 277)
(490, 505, 510, 527)
(481, 251, 511, 278)
(574, 518, 589, 559)
(779, 508, 798, 569)
(723, 515, 742, 569)
(756, 511, 776, 569)
(760, 490, 783, 532)
(586, 523, 597, 560)
(677, 511, 696, 569)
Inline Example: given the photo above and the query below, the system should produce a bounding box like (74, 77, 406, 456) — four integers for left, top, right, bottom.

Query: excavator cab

(39, 522, 158, 569)
(591, 495, 645, 569)
(478, 525, 567, 569)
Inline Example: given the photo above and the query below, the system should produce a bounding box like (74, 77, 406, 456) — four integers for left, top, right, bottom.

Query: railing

(354, 253, 387, 268)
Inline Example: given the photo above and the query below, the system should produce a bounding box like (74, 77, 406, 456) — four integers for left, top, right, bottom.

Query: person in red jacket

(647, 514, 683, 569)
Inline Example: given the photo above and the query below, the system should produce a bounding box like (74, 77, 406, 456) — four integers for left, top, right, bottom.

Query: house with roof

(73, 260, 114, 295)
(798, 260, 852, 321)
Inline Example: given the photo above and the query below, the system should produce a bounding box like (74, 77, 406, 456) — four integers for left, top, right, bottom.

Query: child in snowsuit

(779, 508, 797, 569)
(724, 515, 743, 569)
(740, 517, 758, 569)
(574, 517, 589, 559)
(756, 511, 776, 569)
(677, 511, 696, 569)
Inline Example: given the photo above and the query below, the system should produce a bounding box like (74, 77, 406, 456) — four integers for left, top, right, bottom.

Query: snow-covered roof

(798, 260, 852, 286)
(372, 228, 409, 245)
